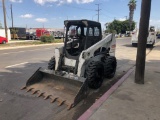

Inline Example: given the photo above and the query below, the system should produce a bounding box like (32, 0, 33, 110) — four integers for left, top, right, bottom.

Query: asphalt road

(0, 38, 159, 120)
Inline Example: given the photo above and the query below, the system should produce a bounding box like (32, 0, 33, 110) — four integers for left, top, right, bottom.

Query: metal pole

(95, 4, 101, 22)
(2, 0, 8, 40)
(135, 0, 152, 84)
(125, 16, 128, 20)
(10, 4, 13, 28)
(98, 4, 99, 22)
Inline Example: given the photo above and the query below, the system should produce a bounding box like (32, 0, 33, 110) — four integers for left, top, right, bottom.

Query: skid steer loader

(21, 20, 117, 110)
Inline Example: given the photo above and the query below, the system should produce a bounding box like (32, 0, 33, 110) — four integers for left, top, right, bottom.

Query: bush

(40, 35, 54, 43)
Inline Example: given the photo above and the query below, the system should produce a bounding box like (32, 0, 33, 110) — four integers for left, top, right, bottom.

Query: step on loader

(21, 20, 117, 110)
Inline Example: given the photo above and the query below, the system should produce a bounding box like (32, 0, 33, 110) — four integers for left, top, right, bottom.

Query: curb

(0, 43, 63, 50)
(116, 37, 131, 39)
(78, 66, 135, 120)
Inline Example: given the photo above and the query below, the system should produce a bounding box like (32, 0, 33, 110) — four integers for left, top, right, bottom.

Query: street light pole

(135, 0, 152, 84)
(2, 0, 8, 40)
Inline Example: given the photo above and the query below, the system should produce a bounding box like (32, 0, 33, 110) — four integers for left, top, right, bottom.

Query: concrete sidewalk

(79, 43, 160, 120)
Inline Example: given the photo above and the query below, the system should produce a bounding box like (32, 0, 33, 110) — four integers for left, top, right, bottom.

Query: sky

(0, 0, 160, 29)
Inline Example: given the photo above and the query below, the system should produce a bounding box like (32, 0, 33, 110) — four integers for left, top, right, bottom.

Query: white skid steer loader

(21, 20, 117, 110)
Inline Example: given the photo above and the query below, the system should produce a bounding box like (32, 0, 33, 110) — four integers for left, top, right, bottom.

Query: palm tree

(128, 0, 137, 30)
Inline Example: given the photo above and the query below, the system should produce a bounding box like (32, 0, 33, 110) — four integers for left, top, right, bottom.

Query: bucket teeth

(37, 92, 45, 97)
(21, 87, 74, 110)
(44, 95, 51, 100)
(21, 88, 75, 110)
(50, 97, 58, 103)
(58, 99, 66, 106)
(26, 88, 34, 92)
(32, 90, 39, 95)
(21, 86, 26, 90)
(67, 104, 73, 110)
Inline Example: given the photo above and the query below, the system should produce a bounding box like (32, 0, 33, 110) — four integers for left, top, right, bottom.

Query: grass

(54, 39, 63, 43)
(0, 39, 63, 48)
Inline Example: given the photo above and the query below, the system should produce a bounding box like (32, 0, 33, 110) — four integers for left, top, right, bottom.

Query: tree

(128, 0, 137, 30)
(10, 28, 19, 39)
(105, 20, 135, 34)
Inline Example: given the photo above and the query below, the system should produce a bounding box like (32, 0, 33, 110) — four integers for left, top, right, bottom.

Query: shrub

(40, 35, 54, 43)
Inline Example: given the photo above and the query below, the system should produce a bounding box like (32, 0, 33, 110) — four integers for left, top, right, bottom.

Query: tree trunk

(135, 0, 152, 84)
(129, 10, 134, 30)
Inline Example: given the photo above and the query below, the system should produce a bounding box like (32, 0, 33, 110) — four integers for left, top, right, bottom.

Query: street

(0, 37, 159, 120)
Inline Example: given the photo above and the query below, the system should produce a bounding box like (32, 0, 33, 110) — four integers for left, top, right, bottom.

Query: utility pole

(95, 4, 101, 22)
(135, 0, 152, 84)
(2, 0, 8, 40)
(10, 4, 13, 28)
(124, 16, 128, 20)
(26, 24, 28, 32)
(43, 23, 44, 28)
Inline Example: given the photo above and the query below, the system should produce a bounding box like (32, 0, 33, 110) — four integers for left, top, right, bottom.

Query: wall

(0, 29, 11, 41)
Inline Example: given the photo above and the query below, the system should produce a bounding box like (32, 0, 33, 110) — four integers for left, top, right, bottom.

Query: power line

(6, 10, 11, 20)
(100, 12, 115, 19)
(124, 16, 128, 20)
(101, 5, 125, 18)
(63, 4, 95, 11)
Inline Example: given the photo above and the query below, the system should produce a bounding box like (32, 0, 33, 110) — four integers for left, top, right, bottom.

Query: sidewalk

(79, 42, 160, 120)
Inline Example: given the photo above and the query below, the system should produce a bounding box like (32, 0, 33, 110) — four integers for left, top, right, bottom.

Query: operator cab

(64, 20, 102, 59)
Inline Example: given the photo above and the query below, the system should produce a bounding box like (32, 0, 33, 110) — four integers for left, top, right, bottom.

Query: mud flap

(21, 67, 88, 110)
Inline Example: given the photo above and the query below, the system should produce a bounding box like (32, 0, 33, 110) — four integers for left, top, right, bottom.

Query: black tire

(86, 61, 104, 89)
(2, 40, 6, 44)
(150, 44, 153, 48)
(104, 56, 117, 78)
(150, 40, 155, 48)
(48, 56, 56, 70)
(132, 43, 137, 47)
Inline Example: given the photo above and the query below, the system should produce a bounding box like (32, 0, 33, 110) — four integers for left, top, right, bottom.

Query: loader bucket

(21, 67, 88, 110)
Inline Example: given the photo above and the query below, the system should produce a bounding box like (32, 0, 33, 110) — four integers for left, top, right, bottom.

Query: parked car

(131, 26, 156, 47)
(157, 34, 160, 39)
(26, 32, 37, 40)
(115, 34, 119, 38)
(0, 36, 8, 44)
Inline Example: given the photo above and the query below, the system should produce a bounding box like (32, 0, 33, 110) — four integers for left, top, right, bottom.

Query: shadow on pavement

(0, 58, 136, 120)
(122, 44, 156, 49)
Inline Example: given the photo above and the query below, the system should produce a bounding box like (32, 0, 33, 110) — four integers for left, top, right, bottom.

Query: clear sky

(0, 0, 160, 29)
